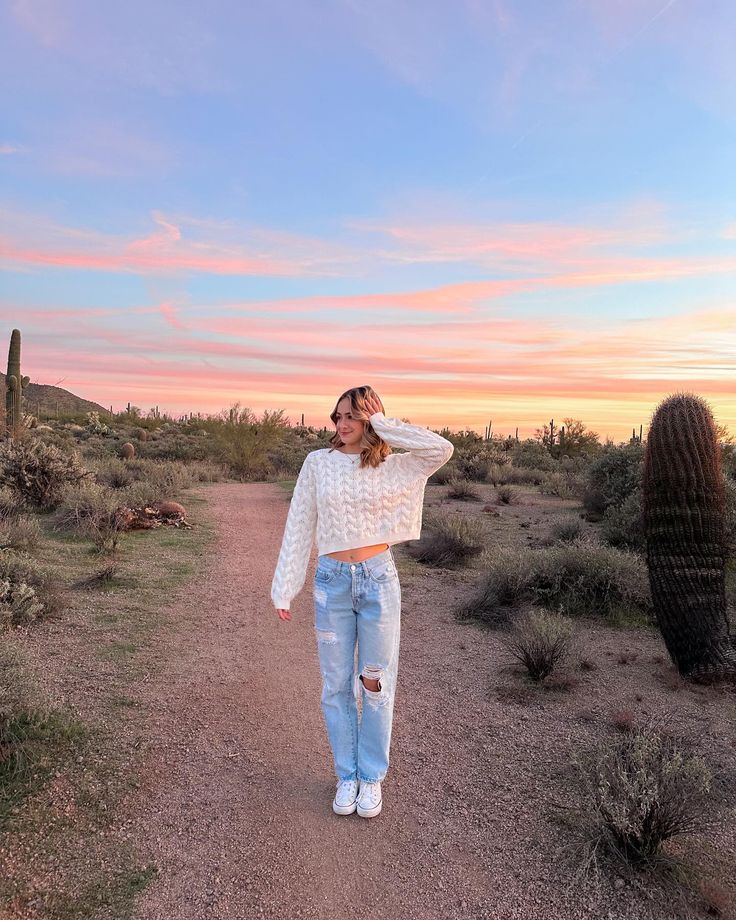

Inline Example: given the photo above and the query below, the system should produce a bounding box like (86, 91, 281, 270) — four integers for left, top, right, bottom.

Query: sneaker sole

(332, 799, 358, 815)
(356, 799, 382, 818)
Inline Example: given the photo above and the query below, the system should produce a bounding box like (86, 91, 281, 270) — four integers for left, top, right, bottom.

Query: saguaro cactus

(5, 328, 30, 439)
(642, 392, 736, 682)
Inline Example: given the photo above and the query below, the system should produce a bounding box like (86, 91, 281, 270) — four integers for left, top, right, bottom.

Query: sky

(1, 0, 735, 443)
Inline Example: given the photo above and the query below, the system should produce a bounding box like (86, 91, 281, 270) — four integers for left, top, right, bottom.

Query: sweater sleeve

(368, 411, 454, 479)
(271, 452, 318, 611)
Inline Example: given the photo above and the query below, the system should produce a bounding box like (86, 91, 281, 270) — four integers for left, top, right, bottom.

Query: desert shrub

(458, 539, 652, 625)
(86, 510, 125, 554)
(496, 484, 520, 504)
(142, 459, 195, 495)
(188, 459, 229, 482)
(0, 438, 93, 510)
(133, 430, 211, 463)
(0, 638, 86, 818)
(428, 462, 460, 485)
(446, 478, 483, 501)
(85, 411, 109, 435)
(510, 439, 557, 472)
(76, 561, 119, 587)
(1, 640, 43, 794)
(53, 481, 121, 534)
(410, 508, 485, 568)
(120, 480, 161, 509)
(485, 463, 505, 486)
(549, 516, 584, 544)
(0, 487, 27, 521)
(583, 443, 643, 517)
(539, 470, 583, 499)
(0, 516, 42, 552)
(499, 466, 548, 487)
(94, 457, 134, 489)
(581, 485, 607, 519)
(0, 578, 44, 626)
(505, 609, 574, 681)
(453, 448, 507, 482)
(210, 409, 277, 479)
(570, 722, 712, 865)
(0, 550, 63, 625)
(94, 458, 195, 501)
(600, 489, 645, 551)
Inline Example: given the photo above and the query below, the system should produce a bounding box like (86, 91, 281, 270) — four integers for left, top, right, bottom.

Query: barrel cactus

(5, 329, 30, 439)
(120, 442, 136, 460)
(642, 392, 736, 682)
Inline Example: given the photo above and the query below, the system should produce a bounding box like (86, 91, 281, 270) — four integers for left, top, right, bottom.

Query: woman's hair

(327, 385, 392, 469)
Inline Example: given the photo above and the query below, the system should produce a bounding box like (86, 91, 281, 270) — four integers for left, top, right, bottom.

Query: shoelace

(337, 780, 358, 798)
(359, 782, 381, 806)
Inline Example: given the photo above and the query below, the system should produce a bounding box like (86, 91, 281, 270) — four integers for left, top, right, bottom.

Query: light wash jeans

(312, 547, 402, 784)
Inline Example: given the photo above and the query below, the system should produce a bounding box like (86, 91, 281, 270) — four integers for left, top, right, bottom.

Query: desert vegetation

(1, 326, 735, 917)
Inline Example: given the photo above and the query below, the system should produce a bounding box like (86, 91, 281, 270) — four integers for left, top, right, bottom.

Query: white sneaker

(356, 780, 382, 818)
(333, 779, 359, 815)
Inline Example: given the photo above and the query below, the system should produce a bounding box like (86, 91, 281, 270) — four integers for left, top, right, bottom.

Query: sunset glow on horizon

(2, 1, 735, 442)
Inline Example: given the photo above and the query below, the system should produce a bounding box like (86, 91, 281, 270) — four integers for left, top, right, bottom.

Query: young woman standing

(271, 386, 454, 818)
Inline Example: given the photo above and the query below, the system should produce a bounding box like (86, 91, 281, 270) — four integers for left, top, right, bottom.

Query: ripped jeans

(313, 547, 401, 784)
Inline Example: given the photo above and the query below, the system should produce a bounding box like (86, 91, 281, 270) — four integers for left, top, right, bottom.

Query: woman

(271, 385, 454, 818)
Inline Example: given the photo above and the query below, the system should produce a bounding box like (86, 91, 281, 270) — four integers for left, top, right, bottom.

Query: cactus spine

(642, 392, 736, 682)
(5, 329, 30, 439)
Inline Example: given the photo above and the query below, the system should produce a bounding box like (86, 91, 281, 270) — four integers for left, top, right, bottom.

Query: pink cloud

(0, 205, 389, 279)
(13, 296, 735, 439)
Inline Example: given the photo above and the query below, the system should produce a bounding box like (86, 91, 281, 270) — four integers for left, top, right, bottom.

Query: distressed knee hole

(316, 629, 338, 645)
(360, 666, 383, 693)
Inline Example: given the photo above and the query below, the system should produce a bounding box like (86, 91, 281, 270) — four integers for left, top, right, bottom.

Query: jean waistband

(317, 546, 394, 574)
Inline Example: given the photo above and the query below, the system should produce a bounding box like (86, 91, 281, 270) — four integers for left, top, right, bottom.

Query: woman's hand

(364, 393, 383, 418)
(276, 608, 292, 621)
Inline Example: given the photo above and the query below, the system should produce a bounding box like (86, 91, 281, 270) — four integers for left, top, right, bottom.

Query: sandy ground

(122, 481, 736, 920)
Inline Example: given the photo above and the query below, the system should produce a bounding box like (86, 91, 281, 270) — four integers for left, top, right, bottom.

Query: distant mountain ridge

(0, 374, 108, 417)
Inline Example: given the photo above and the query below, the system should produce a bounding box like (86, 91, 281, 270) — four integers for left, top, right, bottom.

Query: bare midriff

(326, 543, 390, 562)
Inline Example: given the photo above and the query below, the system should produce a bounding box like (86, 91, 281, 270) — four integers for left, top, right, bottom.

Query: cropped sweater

(270, 411, 455, 611)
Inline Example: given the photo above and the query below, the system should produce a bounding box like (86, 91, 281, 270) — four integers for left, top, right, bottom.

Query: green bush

(548, 516, 584, 544)
(510, 439, 557, 471)
(496, 484, 520, 504)
(458, 539, 652, 625)
(53, 481, 121, 534)
(94, 458, 134, 489)
(505, 609, 575, 681)
(0, 486, 27, 521)
(501, 466, 548, 486)
(571, 722, 712, 864)
(0, 550, 63, 626)
(538, 471, 580, 499)
(429, 461, 460, 485)
(411, 508, 486, 568)
(600, 489, 645, 551)
(452, 448, 509, 482)
(0, 437, 93, 510)
(583, 443, 643, 516)
(0, 515, 42, 552)
(0, 638, 86, 823)
(446, 478, 483, 501)
(188, 460, 229, 482)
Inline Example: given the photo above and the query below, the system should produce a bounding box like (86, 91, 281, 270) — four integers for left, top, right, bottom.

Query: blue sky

(1, 0, 734, 440)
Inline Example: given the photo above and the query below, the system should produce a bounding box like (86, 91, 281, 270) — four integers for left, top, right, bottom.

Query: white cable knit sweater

(270, 411, 455, 611)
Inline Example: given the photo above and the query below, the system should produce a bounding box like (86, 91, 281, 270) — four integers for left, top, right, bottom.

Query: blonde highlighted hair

(327, 385, 392, 469)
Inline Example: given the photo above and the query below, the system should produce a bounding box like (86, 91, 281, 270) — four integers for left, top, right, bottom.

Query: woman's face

(335, 397, 366, 449)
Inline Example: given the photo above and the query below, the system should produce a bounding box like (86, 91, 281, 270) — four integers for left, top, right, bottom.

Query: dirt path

(122, 482, 712, 920)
